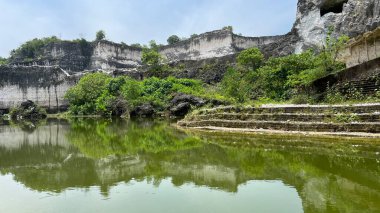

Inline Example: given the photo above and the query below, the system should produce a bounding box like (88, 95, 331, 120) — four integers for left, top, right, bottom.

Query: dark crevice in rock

(320, 0, 348, 16)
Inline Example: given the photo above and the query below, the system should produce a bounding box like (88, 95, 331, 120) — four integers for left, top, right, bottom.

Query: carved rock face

(293, 0, 380, 52)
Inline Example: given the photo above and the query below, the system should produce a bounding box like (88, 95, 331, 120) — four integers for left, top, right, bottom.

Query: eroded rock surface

(294, 0, 380, 52)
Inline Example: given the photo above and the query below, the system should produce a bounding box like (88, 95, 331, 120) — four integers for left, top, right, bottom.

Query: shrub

(96, 30, 106, 41)
(237, 47, 264, 71)
(223, 26, 233, 32)
(167, 35, 181, 45)
(0, 57, 7, 65)
(65, 73, 219, 116)
(10, 100, 47, 121)
(221, 68, 250, 103)
(130, 43, 142, 48)
(65, 72, 109, 115)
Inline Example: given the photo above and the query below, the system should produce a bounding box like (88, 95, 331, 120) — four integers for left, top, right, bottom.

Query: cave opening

(320, 0, 348, 16)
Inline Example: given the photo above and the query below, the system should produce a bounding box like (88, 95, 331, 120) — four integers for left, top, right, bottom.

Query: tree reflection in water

(0, 118, 379, 212)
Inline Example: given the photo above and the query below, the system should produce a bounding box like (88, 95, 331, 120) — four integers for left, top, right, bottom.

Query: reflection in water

(0, 118, 379, 213)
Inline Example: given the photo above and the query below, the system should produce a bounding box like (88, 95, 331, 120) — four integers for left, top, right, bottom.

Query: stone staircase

(177, 104, 380, 136)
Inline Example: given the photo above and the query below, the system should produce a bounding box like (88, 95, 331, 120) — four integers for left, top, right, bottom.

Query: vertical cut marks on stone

(320, 0, 348, 16)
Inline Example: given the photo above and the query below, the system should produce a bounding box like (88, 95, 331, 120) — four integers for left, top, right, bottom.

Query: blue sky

(0, 0, 297, 57)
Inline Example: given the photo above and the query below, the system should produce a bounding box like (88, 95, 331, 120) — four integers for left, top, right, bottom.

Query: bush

(237, 47, 264, 71)
(130, 43, 142, 48)
(167, 35, 181, 45)
(96, 30, 106, 41)
(65, 73, 219, 116)
(219, 29, 348, 104)
(223, 26, 233, 32)
(0, 57, 7, 65)
(221, 68, 250, 103)
(10, 100, 47, 121)
(65, 73, 109, 115)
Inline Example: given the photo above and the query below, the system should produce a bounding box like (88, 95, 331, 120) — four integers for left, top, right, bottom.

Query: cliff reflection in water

(0, 118, 379, 212)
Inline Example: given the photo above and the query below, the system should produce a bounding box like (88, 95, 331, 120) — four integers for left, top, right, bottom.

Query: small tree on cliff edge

(223, 26, 233, 32)
(167, 35, 181, 45)
(96, 30, 106, 41)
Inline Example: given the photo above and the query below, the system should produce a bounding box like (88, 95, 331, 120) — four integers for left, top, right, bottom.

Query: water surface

(0, 118, 379, 213)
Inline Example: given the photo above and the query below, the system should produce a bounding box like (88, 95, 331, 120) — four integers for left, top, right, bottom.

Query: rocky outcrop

(10, 100, 47, 121)
(88, 40, 142, 71)
(9, 41, 93, 72)
(294, 0, 380, 52)
(7, 0, 379, 72)
(130, 104, 155, 117)
(0, 65, 79, 112)
(8, 40, 143, 73)
(6, 0, 380, 72)
(1, 0, 379, 111)
(169, 93, 207, 116)
(340, 27, 380, 68)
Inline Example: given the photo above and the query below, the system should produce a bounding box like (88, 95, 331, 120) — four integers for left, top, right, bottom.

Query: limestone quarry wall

(1, 0, 380, 111)
(340, 27, 380, 68)
(0, 66, 78, 112)
(159, 30, 235, 62)
(89, 41, 142, 71)
(159, 30, 294, 62)
(232, 35, 286, 50)
(6, 0, 380, 72)
(294, 0, 380, 52)
(10, 41, 91, 72)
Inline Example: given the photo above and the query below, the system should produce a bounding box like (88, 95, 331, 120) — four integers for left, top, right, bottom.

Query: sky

(0, 0, 298, 57)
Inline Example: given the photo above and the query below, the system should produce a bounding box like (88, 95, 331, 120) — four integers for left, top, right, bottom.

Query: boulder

(170, 102, 191, 117)
(171, 93, 206, 107)
(10, 100, 47, 121)
(169, 93, 206, 117)
(20, 100, 35, 109)
(131, 104, 155, 117)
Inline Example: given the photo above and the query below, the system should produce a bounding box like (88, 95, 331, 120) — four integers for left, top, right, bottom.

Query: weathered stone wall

(0, 66, 79, 112)
(1, 0, 380, 111)
(10, 41, 93, 73)
(6, 0, 380, 72)
(159, 30, 235, 62)
(232, 34, 286, 50)
(340, 27, 380, 68)
(159, 30, 296, 62)
(89, 41, 142, 71)
(294, 0, 380, 52)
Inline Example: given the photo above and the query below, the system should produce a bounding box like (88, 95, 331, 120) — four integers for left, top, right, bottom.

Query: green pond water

(0, 118, 379, 213)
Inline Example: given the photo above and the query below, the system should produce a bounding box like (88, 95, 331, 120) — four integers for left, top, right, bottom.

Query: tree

(142, 48, 164, 71)
(65, 72, 110, 115)
(167, 35, 181, 45)
(221, 68, 250, 103)
(318, 27, 349, 74)
(149, 40, 159, 51)
(237, 47, 264, 71)
(0, 57, 7, 65)
(190, 34, 198, 39)
(223, 26, 233, 32)
(130, 43, 142, 48)
(96, 30, 106, 41)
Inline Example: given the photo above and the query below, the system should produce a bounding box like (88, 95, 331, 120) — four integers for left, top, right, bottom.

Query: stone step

(178, 119, 380, 133)
(197, 104, 380, 115)
(187, 113, 380, 123)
